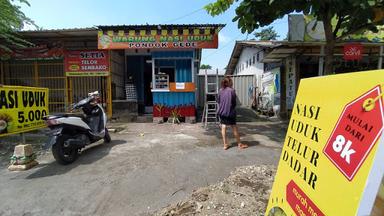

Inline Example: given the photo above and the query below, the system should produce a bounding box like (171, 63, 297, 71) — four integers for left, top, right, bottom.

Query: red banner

(286, 180, 325, 216)
(0, 43, 63, 60)
(344, 43, 363, 61)
(64, 50, 109, 77)
(323, 86, 383, 181)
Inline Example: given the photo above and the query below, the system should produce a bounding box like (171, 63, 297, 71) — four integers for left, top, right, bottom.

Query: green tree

(205, 0, 384, 75)
(0, 0, 34, 52)
(254, 26, 279, 40)
(200, 64, 212, 69)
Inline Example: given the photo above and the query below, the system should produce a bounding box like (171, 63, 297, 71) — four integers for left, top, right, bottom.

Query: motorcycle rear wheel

(52, 135, 79, 165)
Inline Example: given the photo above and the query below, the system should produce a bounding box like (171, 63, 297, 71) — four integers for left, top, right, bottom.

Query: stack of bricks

(8, 144, 39, 171)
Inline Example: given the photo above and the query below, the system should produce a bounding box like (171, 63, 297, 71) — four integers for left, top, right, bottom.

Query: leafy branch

(0, 0, 35, 52)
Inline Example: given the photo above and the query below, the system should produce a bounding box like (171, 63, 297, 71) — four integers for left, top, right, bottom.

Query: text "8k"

(333, 135, 356, 164)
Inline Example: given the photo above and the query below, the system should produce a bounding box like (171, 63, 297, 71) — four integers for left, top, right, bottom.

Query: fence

(1, 60, 111, 114)
(196, 74, 256, 108)
(1, 60, 67, 113)
(69, 76, 109, 110)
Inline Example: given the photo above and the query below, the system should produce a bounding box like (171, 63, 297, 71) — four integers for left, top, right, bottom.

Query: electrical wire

(162, 7, 205, 24)
(202, 33, 244, 60)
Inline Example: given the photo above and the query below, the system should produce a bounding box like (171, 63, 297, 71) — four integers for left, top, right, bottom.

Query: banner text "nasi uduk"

(0, 86, 49, 137)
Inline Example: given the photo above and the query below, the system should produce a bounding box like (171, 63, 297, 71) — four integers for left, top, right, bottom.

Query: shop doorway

(299, 62, 319, 79)
(126, 55, 152, 114)
(143, 57, 153, 113)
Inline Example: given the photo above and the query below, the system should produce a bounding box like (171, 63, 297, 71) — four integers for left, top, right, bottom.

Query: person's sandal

(223, 145, 230, 150)
(238, 143, 248, 149)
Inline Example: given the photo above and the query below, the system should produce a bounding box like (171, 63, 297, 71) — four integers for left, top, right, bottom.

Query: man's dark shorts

(219, 115, 236, 125)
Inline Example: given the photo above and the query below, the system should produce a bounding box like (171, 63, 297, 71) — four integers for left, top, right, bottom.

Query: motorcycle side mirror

(88, 91, 99, 97)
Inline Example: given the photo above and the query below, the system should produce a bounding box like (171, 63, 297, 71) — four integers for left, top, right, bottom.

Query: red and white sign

(64, 50, 109, 76)
(324, 86, 384, 181)
(286, 180, 325, 216)
(344, 43, 363, 61)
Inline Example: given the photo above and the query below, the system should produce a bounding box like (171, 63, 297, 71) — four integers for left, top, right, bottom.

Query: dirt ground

(155, 165, 276, 216)
(0, 115, 287, 216)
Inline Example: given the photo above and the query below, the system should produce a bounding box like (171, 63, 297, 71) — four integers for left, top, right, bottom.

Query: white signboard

(176, 82, 185, 90)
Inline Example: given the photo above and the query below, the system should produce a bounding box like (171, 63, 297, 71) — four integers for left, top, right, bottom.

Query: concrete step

(136, 115, 153, 123)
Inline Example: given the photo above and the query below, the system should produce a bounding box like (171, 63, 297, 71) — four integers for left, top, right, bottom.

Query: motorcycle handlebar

(68, 91, 101, 112)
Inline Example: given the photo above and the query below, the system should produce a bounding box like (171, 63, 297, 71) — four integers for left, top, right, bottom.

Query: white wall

(234, 47, 264, 76)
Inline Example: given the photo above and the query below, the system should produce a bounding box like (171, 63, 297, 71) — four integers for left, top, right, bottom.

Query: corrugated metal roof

(97, 24, 225, 30)
(198, 69, 225, 75)
(278, 41, 384, 46)
(227, 40, 384, 74)
(19, 27, 98, 38)
(18, 24, 226, 38)
(20, 27, 97, 33)
(226, 40, 280, 75)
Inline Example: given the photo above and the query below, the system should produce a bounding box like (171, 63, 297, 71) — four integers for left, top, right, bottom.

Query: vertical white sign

(286, 56, 296, 109)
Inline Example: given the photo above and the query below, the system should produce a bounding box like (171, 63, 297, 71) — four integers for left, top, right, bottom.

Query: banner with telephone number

(0, 85, 49, 137)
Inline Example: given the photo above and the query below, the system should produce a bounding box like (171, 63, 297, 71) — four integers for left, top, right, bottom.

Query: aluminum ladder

(201, 69, 220, 128)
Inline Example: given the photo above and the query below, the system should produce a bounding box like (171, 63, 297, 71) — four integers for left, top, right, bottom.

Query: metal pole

(204, 69, 208, 96)
(378, 45, 383, 69)
(216, 68, 219, 93)
(191, 58, 194, 83)
(201, 69, 208, 124)
(20, 133, 26, 144)
(318, 45, 325, 76)
(151, 59, 155, 89)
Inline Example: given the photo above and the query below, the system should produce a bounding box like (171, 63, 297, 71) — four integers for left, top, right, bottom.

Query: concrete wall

(197, 74, 256, 108)
(234, 47, 264, 76)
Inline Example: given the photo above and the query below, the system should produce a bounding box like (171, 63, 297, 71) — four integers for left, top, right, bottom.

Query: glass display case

(154, 74, 169, 89)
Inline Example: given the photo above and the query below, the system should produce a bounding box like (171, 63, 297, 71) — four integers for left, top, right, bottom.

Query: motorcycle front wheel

(52, 135, 79, 165)
(104, 128, 111, 143)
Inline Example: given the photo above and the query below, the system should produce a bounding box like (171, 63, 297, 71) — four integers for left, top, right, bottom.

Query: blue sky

(20, 0, 288, 70)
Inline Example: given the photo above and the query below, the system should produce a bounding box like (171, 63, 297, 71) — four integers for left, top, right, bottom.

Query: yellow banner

(0, 86, 49, 137)
(266, 70, 384, 216)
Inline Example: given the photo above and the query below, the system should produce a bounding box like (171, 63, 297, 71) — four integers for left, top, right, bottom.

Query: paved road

(0, 120, 287, 216)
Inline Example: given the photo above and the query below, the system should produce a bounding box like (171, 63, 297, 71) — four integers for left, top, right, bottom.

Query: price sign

(265, 70, 384, 216)
(0, 86, 49, 137)
(324, 86, 383, 180)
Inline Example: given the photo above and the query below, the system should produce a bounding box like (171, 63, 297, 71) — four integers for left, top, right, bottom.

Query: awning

(262, 47, 297, 63)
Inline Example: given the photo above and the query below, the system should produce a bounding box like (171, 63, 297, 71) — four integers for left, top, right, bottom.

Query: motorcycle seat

(52, 113, 88, 123)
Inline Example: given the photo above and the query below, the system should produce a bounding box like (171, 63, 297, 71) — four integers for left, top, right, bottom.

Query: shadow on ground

(224, 140, 261, 150)
(235, 107, 270, 122)
(201, 107, 288, 144)
(197, 107, 269, 123)
(25, 139, 126, 179)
